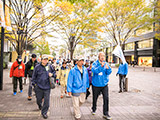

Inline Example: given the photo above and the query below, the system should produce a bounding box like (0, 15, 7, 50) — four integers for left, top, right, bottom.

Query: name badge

(19, 66, 22, 69)
(98, 72, 103, 76)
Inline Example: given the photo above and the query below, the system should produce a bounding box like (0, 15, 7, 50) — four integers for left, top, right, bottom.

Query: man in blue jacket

(32, 55, 53, 119)
(91, 52, 112, 120)
(116, 60, 128, 93)
(67, 56, 89, 120)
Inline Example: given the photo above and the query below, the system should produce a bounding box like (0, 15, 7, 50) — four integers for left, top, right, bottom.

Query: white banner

(112, 45, 126, 64)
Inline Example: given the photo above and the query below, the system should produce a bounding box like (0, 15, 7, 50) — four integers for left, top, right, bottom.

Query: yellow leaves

(68, 18, 78, 24)
(54, 0, 73, 14)
(97, 28, 104, 32)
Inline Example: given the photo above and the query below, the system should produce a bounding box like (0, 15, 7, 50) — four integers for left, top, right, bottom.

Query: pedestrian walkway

(0, 67, 160, 120)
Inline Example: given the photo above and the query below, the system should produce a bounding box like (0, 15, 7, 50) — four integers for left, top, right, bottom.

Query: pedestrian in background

(25, 53, 39, 100)
(32, 56, 52, 119)
(116, 60, 128, 93)
(10, 55, 25, 95)
(86, 61, 94, 100)
(67, 56, 89, 120)
(91, 52, 112, 120)
(84, 60, 89, 68)
(57, 61, 69, 98)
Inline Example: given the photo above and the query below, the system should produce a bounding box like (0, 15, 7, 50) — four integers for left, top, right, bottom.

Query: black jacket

(32, 63, 50, 90)
(25, 59, 39, 77)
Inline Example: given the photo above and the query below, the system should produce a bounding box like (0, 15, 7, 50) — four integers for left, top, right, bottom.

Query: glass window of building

(138, 39, 153, 49)
(125, 42, 134, 50)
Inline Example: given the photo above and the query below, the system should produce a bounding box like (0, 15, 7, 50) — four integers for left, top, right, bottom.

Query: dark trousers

(86, 83, 92, 99)
(35, 86, 50, 115)
(13, 77, 23, 92)
(28, 77, 33, 97)
(119, 74, 126, 92)
(92, 85, 109, 115)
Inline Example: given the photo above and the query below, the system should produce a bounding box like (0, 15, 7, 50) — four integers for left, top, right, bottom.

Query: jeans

(28, 77, 32, 97)
(92, 85, 109, 115)
(35, 86, 50, 115)
(13, 77, 23, 92)
(119, 74, 126, 92)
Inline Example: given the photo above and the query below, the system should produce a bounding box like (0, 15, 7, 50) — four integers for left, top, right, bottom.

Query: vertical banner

(112, 45, 126, 64)
(5, 5, 12, 31)
(0, 0, 5, 27)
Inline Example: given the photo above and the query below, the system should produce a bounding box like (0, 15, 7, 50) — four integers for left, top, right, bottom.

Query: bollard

(143, 67, 145, 71)
(154, 67, 156, 72)
(125, 78, 128, 92)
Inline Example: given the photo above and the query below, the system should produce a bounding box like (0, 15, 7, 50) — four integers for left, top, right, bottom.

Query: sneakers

(28, 96, 32, 101)
(20, 90, 23, 93)
(91, 111, 96, 115)
(60, 95, 63, 99)
(42, 114, 48, 119)
(75, 117, 81, 120)
(13, 92, 17, 96)
(103, 114, 112, 120)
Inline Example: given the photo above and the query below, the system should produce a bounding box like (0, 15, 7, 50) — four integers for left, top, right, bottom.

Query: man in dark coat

(25, 54, 39, 100)
(32, 55, 52, 119)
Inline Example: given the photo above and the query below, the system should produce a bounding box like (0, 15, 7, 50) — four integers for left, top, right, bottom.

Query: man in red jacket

(10, 55, 25, 95)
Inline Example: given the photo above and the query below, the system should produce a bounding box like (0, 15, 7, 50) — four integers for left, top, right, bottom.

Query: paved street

(0, 66, 160, 120)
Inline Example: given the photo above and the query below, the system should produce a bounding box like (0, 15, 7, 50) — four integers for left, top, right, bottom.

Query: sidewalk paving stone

(0, 67, 160, 120)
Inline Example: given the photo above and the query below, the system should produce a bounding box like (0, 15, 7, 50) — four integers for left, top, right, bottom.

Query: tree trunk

(70, 49, 74, 60)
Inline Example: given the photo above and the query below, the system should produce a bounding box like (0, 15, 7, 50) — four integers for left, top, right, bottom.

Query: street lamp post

(0, 0, 5, 90)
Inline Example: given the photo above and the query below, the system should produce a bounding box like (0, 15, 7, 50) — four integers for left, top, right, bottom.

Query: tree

(154, 0, 160, 40)
(33, 39, 50, 56)
(53, 0, 102, 59)
(101, 0, 153, 51)
(5, 0, 61, 55)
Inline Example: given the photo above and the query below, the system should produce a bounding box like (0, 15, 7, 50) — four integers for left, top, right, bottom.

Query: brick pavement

(0, 67, 160, 120)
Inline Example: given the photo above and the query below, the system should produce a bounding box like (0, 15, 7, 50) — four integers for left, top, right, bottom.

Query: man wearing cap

(32, 55, 53, 119)
(91, 52, 112, 120)
(10, 55, 25, 95)
(67, 56, 89, 120)
(25, 53, 39, 100)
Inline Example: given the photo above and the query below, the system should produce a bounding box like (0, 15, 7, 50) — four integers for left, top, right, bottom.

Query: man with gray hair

(32, 55, 53, 119)
(91, 52, 112, 120)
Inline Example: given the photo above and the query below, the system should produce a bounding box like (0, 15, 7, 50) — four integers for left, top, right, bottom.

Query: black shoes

(119, 90, 122, 93)
(42, 114, 48, 119)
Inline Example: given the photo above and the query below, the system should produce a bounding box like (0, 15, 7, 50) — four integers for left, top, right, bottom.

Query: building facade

(106, 32, 160, 67)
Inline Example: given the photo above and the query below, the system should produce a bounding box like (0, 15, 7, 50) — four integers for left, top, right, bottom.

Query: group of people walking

(9, 52, 128, 120)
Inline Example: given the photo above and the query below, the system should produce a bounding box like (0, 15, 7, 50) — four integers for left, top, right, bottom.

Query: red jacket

(10, 61, 25, 78)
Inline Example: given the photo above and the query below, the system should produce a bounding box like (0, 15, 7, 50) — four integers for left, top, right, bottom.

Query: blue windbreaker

(32, 63, 50, 90)
(117, 63, 128, 75)
(67, 65, 89, 93)
(92, 60, 112, 87)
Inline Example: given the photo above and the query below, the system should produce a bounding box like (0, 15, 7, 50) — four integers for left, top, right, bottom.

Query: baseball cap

(31, 53, 37, 58)
(77, 55, 84, 61)
(17, 55, 22, 59)
(41, 55, 48, 60)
